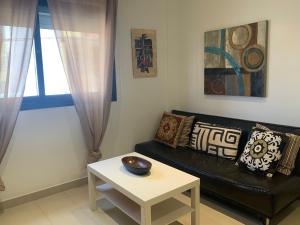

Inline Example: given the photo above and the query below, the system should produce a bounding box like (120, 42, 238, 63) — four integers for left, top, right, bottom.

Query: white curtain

(0, 0, 38, 191)
(47, 0, 118, 163)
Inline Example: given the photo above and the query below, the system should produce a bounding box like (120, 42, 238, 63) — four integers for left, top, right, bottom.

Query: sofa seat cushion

(135, 141, 300, 196)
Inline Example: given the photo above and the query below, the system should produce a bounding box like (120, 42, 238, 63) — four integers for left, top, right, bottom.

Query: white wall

(180, 0, 300, 126)
(0, 0, 183, 201)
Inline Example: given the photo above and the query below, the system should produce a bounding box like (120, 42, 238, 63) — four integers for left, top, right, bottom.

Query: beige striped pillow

(255, 123, 270, 131)
(177, 116, 195, 147)
(256, 123, 300, 175)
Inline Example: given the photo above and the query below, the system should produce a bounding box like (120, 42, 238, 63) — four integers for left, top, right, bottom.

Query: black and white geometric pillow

(190, 122, 242, 160)
(238, 129, 286, 177)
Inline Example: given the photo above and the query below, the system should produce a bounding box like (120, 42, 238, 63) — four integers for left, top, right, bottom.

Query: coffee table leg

(141, 204, 151, 225)
(88, 170, 97, 211)
(191, 184, 200, 225)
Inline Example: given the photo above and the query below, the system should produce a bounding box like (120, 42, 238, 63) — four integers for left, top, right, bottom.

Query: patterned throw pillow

(177, 116, 195, 147)
(256, 123, 300, 175)
(154, 112, 185, 148)
(238, 129, 286, 177)
(190, 122, 242, 160)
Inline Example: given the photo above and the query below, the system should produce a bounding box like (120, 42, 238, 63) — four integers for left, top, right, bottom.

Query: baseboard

(0, 177, 87, 210)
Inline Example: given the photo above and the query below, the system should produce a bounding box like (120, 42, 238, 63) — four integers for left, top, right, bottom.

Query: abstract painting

(131, 29, 157, 78)
(204, 21, 268, 97)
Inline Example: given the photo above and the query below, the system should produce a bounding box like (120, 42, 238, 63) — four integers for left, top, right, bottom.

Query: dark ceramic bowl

(122, 156, 152, 175)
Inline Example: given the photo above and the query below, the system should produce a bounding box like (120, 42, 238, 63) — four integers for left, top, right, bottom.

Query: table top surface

(88, 152, 199, 203)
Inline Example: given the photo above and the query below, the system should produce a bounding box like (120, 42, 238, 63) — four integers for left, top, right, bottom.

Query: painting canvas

(204, 21, 268, 97)
(131, 29, 157, 78)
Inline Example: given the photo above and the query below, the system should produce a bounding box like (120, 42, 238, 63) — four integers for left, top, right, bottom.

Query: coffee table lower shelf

(96, 183, 193, 225)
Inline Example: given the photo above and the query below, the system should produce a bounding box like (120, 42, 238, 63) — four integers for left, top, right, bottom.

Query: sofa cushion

(178, 116, 195, 147)
(190, 122, 242, 160)
(256, 123, 300, 176)
(238, 129, 287, 177)
(154, 112, 185, 148)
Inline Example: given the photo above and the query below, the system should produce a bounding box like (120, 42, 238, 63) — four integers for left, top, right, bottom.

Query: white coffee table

(88, 152, 200, 225)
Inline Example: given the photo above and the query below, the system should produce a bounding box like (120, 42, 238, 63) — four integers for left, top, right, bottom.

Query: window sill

(21, 94, 117, 111)
(21, 94, 74, 111)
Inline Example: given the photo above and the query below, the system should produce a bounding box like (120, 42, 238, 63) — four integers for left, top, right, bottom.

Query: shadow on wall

(204, 94, 268, 104)
(200, 94, 268, 118)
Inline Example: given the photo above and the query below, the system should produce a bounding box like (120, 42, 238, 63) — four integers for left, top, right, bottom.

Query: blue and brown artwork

(204, 21, 268, 97)
(131, 29, 157, 78)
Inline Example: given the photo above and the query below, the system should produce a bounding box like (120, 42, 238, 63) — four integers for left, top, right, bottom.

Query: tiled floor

(0, 185, 299, 225)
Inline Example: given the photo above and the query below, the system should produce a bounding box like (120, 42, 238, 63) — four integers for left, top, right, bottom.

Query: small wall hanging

(131, 29, 157, 78)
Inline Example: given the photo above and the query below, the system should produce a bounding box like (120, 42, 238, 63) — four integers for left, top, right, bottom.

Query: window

(21, 1, 117, 110)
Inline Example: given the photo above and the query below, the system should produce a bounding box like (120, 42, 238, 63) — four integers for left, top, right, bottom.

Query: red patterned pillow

(154, 112, 186, 148)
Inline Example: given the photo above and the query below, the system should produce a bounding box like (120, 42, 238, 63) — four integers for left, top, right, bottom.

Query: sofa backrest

(172, 110, 300, 176)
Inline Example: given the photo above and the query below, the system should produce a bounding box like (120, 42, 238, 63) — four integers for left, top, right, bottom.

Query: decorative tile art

(204, 21, 268, 97)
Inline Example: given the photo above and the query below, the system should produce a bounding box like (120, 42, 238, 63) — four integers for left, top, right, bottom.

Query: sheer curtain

(0, 0, 37, 191)
(47, 0, 118, 163)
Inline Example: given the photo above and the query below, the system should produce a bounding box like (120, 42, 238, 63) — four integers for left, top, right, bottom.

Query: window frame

(21, 0, 117, 111)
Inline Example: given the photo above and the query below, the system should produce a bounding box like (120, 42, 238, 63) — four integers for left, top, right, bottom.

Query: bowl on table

(121, 156, 152, 175)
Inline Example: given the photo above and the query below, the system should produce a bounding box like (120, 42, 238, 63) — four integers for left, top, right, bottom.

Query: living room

(0, 0, 299, 225)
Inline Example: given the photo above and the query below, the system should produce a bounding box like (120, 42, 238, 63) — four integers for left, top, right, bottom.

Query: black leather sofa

(135, 110, 300, 225)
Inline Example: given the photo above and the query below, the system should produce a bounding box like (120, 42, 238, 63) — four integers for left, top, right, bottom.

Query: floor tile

(1, 185, 300, 225)
(0, 201, 51, 225)
(64, 185, 90, 207)
(34, 192, 84, 225)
